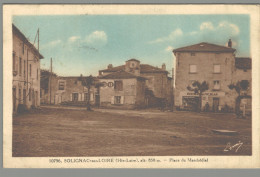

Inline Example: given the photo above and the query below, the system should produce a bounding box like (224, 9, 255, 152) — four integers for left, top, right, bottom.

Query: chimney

(162, 63, 166, 70)
(107, 64, 113, 69)
(228, 39, 232, 48)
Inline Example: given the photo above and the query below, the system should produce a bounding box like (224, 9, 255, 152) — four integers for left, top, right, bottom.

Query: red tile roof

(173, 42, 236, 53)
(235, 57, 251, 70)
(99, 70, 147, 80)
(99, 64, 168, 73)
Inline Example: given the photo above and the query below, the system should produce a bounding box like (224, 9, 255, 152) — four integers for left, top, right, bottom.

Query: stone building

(173, 40, 251, 112)
(99, 70, 146, 109)
(99, 59, 173, 108)
(12, 24, 44, 113)
(41, 74, 98, 106)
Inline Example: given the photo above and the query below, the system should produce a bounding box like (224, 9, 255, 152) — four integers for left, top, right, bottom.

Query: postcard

(3, 4, 260, 168)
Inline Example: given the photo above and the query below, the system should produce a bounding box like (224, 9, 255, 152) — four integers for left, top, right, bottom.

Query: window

(189, 65, 197, 73)
(29, 64, 32, 77)
(72, 93, 78, 101)
(19, 57, 22, 76)
(18, 88, 21, 104)
(24, 60, 26, 78)
(213, 64, 221, 73)
(58, 81, 65, 90)
(37, 69, 38, 80)
(114, 80, 123, 91)
(29, 88, 31, 101)
(13, 52, 16, 72)
(115, 96, 121, 104)
(213, 80, 220, 90)
(22, 42, 24, 54)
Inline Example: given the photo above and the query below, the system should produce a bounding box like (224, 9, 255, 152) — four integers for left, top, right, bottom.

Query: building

(99, 59, 173, 108)
(99, 70, 147, 109)
(12, 24, 44, 113)
(173, 40, 251, 112)
(41, 73, 99, 107)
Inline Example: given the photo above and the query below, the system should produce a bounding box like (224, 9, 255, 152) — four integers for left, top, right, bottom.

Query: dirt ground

(13, 107, 252, 157)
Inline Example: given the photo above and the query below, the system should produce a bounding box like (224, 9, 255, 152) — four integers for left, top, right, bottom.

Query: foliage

(187, 81, 209, 112)
(40, 69, 57, 91)
(228, 80, 250, 117)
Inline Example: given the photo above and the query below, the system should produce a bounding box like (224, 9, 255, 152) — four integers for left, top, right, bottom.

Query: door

(13, 88, 16, 113)
(213, 98, 219, 112)
(23, 89, 26, 105)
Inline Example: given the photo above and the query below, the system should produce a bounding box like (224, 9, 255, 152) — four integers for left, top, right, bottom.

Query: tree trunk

(86, 86, 91, 111)
(235, 96, 241, 118)
(198, 93, 202, 112)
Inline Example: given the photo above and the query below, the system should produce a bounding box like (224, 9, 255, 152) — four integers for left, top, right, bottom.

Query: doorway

(72, 93, 78, 102)
(213, 98, 219, 112)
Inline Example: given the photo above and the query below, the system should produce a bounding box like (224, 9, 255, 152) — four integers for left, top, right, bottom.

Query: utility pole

(49, 58, 52, 104)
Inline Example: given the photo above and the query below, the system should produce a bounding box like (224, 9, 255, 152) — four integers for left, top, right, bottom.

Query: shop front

(179, 91, 225, 112)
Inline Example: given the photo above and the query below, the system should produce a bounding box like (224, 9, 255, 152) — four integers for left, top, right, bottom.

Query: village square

(11, 14, 252, 156)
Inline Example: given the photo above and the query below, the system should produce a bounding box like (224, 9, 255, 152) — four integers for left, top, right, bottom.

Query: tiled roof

(99, 64, 168, 73)
(99, 70, 147, 80)
(173, 42, 236, 53)
(13, 24, 44, 59)
(235, 57, 251, 70)
(127, 58, 140, 62)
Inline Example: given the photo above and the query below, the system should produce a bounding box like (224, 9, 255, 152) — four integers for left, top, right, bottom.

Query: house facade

(173, 40, 251, 112)
(99, 70, 146, 109)
(12, 24, 44, 113)
(99, 59, 173, 108)
(40, 74, 98, 106)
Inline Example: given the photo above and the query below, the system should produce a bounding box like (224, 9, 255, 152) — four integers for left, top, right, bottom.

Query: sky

(13, 15, 250, 76)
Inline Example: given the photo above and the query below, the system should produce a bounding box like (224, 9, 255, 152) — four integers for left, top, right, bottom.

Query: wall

(41, 76, 97, 105)
(141, 72, 169, 99)
(174, 52, 237, 110)
(99, 78, 142, 109)
(13, 32, 41, 113)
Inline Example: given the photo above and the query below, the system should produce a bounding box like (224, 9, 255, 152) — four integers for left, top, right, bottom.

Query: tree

(80, 75, 95, 111)
(228, 80, 249, 117)
(187, 81, 209, 112)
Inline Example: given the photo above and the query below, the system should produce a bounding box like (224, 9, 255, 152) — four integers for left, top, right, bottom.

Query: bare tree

(187, 81, 209, 112)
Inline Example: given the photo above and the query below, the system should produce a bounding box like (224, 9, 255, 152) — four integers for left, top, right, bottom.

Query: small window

(13, 52, 16, 72)
(19, 57, 22, 76)
(29, 88, 31, 101)
(213, 80, 220, 90)
(189, 65, 197, 73)
(58, 81, 65, 90)
(115, 96, 121, 104)
(24, 61, 26, 78)
(131, 62, 135, 67)
(29, 64, 32, 77)
(213, 64, 221, 73)
(114, 80, 123, 91)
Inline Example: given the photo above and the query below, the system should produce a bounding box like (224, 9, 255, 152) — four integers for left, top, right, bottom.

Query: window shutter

(111, 96, 114, 104)
(82, 93, 84, 101)
(70, 94, 72, 101)
(121, 96, 124, 104)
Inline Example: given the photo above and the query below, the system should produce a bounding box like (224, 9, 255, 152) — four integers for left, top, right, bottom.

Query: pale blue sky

(13, 15, 250, 76)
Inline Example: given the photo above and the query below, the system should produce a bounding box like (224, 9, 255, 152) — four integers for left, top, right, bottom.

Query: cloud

(85, 31, 107, 45)
(68, 36, 80, 43)
(165, 46, 174, 52)
(149, 28, 183, 44)
(218, 21, 240, 36)
(49, 39, 62, 46)
(200, 22, 214, 31)
(41, 39, 62, 50)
